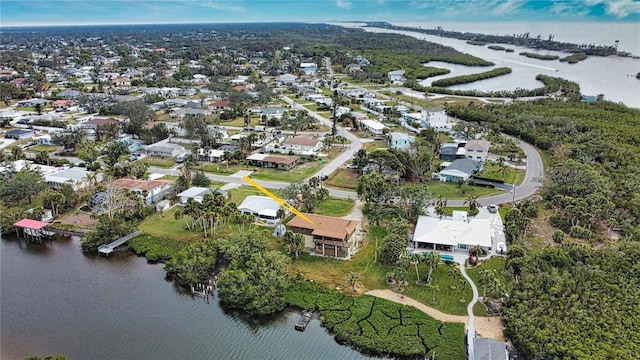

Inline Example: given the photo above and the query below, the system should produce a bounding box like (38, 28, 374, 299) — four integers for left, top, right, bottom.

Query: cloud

(585, 0, 640, 18)
(197, 0, 244, 12)
(336, 0, 352, 9)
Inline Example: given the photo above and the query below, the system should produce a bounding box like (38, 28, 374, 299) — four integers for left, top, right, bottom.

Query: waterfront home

(45, 167, 98, 191)
(387, 69, 406, 83)
(439, 143, 466, 161)
(287, 213, 361, 259)
(237, 195, 284, 226)
(177, 187, 221, 204)
(111, 178, 173, 205)
(412, 211, 492, 253)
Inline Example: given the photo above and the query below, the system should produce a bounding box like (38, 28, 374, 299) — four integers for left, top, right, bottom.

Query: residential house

(81, 117, 121, 131)
(439, 143, 466, 161)
(237, 195, 284, 226)
(33, 134, 54, 145)
(17, 98, 50, 107)
(4, 129, 35, 140)
(210, 100, 231, 112)
(53, 99, 72, 111)
(465, 139, 491, 163)
(277, 73, 298, 85)
(412, 212, 492, 253)
(177, 187, 224, 204)
(257, 106, 285, 120)
(281, 135, 322, 155)
(287, 213, 361, 259)
(57, 89, 81, 100)
(421, 107, 449, 129)
(345, 64, 361, 73)
(246, 153, 299, 170)
(299, 62, 317, 76)
(45, 167, 97, 191)
(359, 119, 388, 135)
(387, 69, 406, 82)
(111, 178, 173, 205)
(146, 142, 185, 158)
(197, 148, 225, 162)
(438, 158, 481, 182)
(171, 108, 211, 119)
(473, 338, 509, 360)
(388, 132, 415, 149)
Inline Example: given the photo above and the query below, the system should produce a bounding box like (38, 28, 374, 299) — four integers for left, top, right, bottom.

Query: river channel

(0, 235, 372, 360)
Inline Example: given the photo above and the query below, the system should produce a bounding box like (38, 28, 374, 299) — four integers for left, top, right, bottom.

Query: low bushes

(519, 52, 560, 61)
(431, 67, 512, 87)
(284, 281, 465, 359)
(128, 234, 187, 261)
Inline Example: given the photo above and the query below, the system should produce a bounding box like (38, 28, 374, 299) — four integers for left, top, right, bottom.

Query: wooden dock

(295, 312, 312, 331)
(98, 230, 143, 255)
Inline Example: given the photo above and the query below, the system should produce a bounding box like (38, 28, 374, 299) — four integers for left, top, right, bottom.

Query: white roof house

(412, 212, 492, 251)
(359, 119, 388, 135)
(237, 195, 284, 226)
(177, 187, 216, 204)
(45, 167, 97, 191)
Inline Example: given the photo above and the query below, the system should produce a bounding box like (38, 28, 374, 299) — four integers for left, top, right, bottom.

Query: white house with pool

(412, 211, 492, 253)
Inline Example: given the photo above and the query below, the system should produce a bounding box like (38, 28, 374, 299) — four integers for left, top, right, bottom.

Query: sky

(1, 0, 639, 26)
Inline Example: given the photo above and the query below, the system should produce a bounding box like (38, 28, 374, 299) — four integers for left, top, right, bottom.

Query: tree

(356, 171, 387, 208)
(469, 244, 483, 264)
(0, 167, 47, 205)
(409, 253, 423, 284)
(102, 141, 129, 167)
(378, 219, 410, 266)
(423, 251, 440, 286)
(552, 230, 565, 243)
(352, 148, 368, 171)
(464, 195, 480, 214)
(448, 267, 459, 289)
(192, 172, 211, 187)
(283, 231, 305, 259)
(478, 268, 496, 298)
(279, 179, 328, 213)
(40, 189, 65, 216)
(345, 272, 360, 293)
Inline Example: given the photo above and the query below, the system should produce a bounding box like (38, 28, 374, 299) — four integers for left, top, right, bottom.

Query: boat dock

(295, 312, 312, 331)
(98, 230, 143, 255)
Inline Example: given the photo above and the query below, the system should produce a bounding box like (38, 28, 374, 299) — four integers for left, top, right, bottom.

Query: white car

(487, 204, 498, 213)
(346, 164, 358, 169)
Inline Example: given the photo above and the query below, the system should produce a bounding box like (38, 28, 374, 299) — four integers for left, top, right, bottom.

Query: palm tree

(345, 272, 360, 293)
(431, 284, 440, 304)
(423, 251, 440, 286)
(464, 195, 480, 213)
(478, 269, 495, 298)
(409, 253, 422, 284)
(469, 244, 483, 264)
(448, 267, 458, 289)
(497, 156, 508, 180)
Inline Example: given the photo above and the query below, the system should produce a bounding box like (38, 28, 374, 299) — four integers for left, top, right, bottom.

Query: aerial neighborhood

(2, 22, 637, 360)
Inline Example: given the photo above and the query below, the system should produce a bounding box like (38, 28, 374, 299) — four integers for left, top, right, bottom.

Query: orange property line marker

(242, 176, 315, 225)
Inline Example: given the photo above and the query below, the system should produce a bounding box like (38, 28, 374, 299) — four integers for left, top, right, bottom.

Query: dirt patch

(57, 211, 98, 230)
(366, 289, 505, 341)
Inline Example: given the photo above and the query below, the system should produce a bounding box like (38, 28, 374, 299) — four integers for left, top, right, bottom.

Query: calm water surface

(334, 23, 640, 107)
(0, 236, 372, 360)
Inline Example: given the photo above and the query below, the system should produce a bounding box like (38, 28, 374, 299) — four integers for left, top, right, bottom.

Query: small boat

(295, 312, 312, 331)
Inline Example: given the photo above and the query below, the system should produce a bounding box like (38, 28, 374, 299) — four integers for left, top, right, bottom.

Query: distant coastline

(366, 22, 638, 59)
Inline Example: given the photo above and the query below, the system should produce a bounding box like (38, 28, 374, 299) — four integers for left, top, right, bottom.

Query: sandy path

(365, 289, 505, 341)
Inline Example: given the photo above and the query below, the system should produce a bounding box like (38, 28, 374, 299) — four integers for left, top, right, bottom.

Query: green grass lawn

(201, 162, 250, 175)
(363, 141, 388, 152)
(325, 168, 358, 190)
(138, 207, 204, 242)
(144, 156, 176, 168)
(426, 181, 502, 199)
(477, 162, 526, 185)
(226, 186, 264, 204)
(314, 197, 355, 217)
(28, 145, 59, 153)
(289, 226, 472, 315)
(466, 256, 507, 316)
(251, 161, 324, 182)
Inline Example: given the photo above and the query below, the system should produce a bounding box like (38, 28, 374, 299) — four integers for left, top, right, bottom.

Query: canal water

(0, 236, 372, 360)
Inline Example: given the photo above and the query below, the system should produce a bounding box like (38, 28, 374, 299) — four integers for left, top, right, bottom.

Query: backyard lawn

(288, 226, 473, 316)
(313, 197, 355, 217)
(144, 156, 176, 168)
(477, 162, 526, 185)
(466, 256, 507, 316)
(138, 207, 204, 242)
(325, 168, 358, 190)
(427, 181, 503, 199)
(251, 161, 324, 182)
(227, 186, 264, 204)
(29, 145, 59, 153)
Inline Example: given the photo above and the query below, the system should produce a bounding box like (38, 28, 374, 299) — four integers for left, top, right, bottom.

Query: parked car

(487, 204, 498, 213)
(346, 164, 358, 169)
(320, 174, 329, 181)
